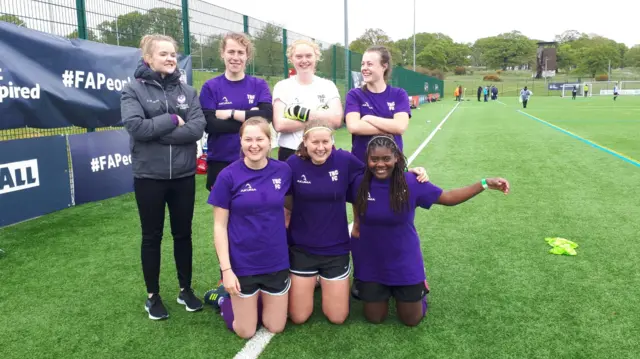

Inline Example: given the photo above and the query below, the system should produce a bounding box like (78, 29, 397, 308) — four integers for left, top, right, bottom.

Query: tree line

(348, 28, 640, 78)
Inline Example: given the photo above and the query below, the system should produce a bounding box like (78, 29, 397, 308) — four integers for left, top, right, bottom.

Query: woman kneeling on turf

(208, 117, 293, 339)
(350, 135, 510, 326)
(284, 119, 428, 325)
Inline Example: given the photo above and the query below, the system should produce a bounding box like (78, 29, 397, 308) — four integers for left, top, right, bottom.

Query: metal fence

(1, 0, 441, 141)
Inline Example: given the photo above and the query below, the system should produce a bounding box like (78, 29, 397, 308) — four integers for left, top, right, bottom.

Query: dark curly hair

(354, 135, 409, 216)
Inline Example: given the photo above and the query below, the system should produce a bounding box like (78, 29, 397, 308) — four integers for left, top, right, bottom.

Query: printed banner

(600, 89, 640, 95)
(0, 21, 192, 130)
(351, 71, 364, 89)
(0, 136, 72, 227)
(68, 129, 133, 205)
(548, 82, 580, 90)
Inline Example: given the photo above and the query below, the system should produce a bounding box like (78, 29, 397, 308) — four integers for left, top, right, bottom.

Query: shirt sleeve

(199, 81, 217, 111)
(208, 169, 233, 209)
(285, 156, 296, 196)
(347, 151, 365, 185)
(257, 78, 273, 104)
(413, 179, 444, 210)
(394, 88, 412, 118)
(282, 163, 293, 195)
(344, 89, 361, 115)
(272, 80, 286, 104)
(346, 173, 363, 204)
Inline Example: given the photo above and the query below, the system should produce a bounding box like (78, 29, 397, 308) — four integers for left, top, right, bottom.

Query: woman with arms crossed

(200, 32, 273, 191)
(121, 34, 207, 320)
(208, 117, 292, 339)
(272, 39, 343, 162)
(350, 135, 510, 326)
(345, 45, 410, 163)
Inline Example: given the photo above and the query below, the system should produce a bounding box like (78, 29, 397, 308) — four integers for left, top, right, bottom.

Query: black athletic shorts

(236, 269, 291, 298)
(206, 160, 231, 191)
(289, 246, 351, 280)
(352, 279, 429, 303)
(278, 147, 296, 162)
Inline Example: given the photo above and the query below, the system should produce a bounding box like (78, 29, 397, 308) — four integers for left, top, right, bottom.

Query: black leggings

(134, 175, 196, 294)
(278, 147, 296, 161)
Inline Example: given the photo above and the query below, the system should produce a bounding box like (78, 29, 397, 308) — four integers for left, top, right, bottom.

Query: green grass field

(1, 95, 639, 358)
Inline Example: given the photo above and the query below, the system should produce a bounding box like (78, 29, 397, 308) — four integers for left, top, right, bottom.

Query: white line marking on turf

(496, 100, 507, 106)
(233, 329, 275, 359)
(235, 101, 462, 359)
(407, 101, 461, 165)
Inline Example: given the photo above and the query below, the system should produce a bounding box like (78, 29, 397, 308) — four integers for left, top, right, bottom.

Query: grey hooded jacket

(121, 62, 206, 180)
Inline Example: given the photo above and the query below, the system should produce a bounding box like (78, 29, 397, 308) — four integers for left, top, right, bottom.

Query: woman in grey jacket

(121, 34, 206, 320)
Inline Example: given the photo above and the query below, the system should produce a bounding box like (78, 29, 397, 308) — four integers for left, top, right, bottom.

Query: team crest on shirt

(297, 174, 311, 184)
(328, 170, 339, 182)
(272, 178, 282, 190)
(317, 94, 326, 103)
(176, 94, 189, 110)
(241, 183, 256, 193)
(218, 96, 232, 106)
(367, 192, 375, 201)
(247, 94, 255, 104)
(387, 102, 395, 111)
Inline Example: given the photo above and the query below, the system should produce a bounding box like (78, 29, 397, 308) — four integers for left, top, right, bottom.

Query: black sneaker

(145, 294, 169, 320)
(177, 288, 203, 312)
(203, 285, 229, 312)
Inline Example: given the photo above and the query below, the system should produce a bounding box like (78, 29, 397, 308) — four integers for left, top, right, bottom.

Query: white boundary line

(407, 102, 461, 165)
(233, 101, 462, 359)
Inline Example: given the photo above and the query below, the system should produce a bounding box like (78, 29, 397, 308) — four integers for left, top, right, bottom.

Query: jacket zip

(153, 80, 172, 179)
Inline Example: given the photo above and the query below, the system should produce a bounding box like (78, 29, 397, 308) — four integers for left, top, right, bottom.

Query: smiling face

(241, 124, 270, 163)
(367, 146, 397, 180)
(291, 43, 317, 75)
(145, 40, 177, 75)
(303, 129, 333, 164)
(222, 38, 248, 74)
(361, 51, 387, 85)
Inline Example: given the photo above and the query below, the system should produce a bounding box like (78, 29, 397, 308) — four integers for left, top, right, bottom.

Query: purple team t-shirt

(344, 86, 411, 163)
(286, 149, 365, 255)
(350, 172, 443, 286)
(200, 74, 272, 163)
(208, 158, 292, 277)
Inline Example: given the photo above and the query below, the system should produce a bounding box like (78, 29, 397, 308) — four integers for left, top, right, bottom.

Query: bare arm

(345, 112, 384, 136)
(273, 99, 305, 132)
(213, 207, 231, 270)
(363, 112, 409, 135)
(437, 178, 510, 206)
(308, 98, 343, 128)
(284, 195, 293, 229)
(213, 206, 242, 296)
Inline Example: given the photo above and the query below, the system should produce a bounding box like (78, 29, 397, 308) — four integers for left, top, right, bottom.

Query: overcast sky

(3, 0, 637, 48)
(204, 0, 639, 48)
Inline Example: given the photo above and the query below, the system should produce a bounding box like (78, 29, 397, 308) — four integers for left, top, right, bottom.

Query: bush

(483, 74, 501, 82)
(496, 70, 503, 75)
(454, 66, 466, 75)
(595, 74, 609, 81)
